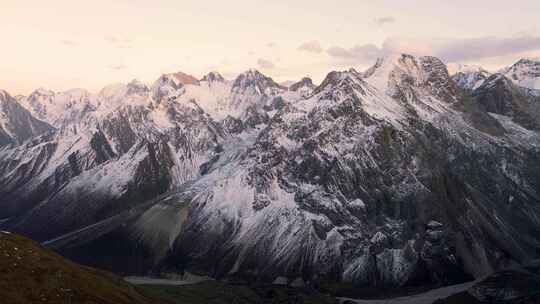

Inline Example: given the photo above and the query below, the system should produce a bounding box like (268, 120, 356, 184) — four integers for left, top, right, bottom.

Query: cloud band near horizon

(326, 35, 540, 64)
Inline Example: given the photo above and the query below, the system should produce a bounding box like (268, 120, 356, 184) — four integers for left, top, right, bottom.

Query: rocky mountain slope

(335, 262, 540, 304)
(289, 77, 317, 97)
(448, 64, 491, 91)
(449, 58, 540, 93)
(0, 90, 53, 147)
(1, 54, 540, 291)
(0, 76, 223, 239)
(17, 88, 93, 128)
(500, 58, 540, 91)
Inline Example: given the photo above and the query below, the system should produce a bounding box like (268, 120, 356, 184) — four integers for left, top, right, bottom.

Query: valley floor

(135, 280, 337, 304)
(129, 277, 478, 304)
(337, 281, 476, 304)
(124, 275, 212, 286)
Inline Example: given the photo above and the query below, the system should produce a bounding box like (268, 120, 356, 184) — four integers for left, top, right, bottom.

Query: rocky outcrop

(472, 74, 540, 130)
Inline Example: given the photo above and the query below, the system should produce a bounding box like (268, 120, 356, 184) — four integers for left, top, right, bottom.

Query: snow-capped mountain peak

(232, 69, 285, 94)
(501, 58, 540, 90)
(151, 71, 199, 101)
(448, 63, 491, 90)
(0, 89, 53, 146)
(226, 69, 287, 114)
(201, 71, 225, 83)
(476, 73, 513, 89)
(103, 80, 151, 103)
(30, 87, 55, 98)
(314, 69, 366, 95)
(304, 68, 406, 125)
(163, 71, 200, 86)
(446, 63, 488, 75)
(361, 53, 424, 92)
(289, 77, 316, 97)
(94, 81, 150, 115)
(361, 53, 458, 104)
(19, 87, 92, 127)
(290, 77, 315, 89)
(126, 79, 150, 94)
(0, 89, 10, 100)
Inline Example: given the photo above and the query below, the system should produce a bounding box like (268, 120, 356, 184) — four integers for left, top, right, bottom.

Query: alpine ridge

(1, 54, 540, 291)
(0, 90, 53, 147)
(448, 63, 492, 91)
(500, 58, 540, 90)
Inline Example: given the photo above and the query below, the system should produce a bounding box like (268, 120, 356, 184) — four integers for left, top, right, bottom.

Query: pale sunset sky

(1, 0, 540, 94)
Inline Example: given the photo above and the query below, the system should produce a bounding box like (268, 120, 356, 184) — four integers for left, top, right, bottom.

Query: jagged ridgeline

(1, 54, 540, 288)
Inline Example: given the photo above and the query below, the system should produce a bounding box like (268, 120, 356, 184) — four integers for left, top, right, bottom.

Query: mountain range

(1, 54, 540, 290)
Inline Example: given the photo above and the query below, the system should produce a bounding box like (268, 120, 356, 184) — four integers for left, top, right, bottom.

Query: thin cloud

(257, 58, 275, 69)
(325, 35, 540, 65)
(382, 35, 540, 62)
(432, 36, 540, 61)
(104, 35, 130, 44)
(327, 44, 383, 62)
(104, 35, 133, 48)
(375, 16, 396, 26)
(60, 39, 78, 46)
(298, 41, 323, 53)
(108, 64, 127, 70)
(267, 42, 277, 48)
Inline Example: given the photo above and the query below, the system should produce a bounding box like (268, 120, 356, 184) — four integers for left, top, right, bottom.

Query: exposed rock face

(1, 55, 540, 290)
(472, 74, 540, 130)
(0, 90, 53, 147)
(420, 221, 461, 284)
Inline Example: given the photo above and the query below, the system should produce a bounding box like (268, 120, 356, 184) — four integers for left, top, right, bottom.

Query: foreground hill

(0, 231, 160, 304)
